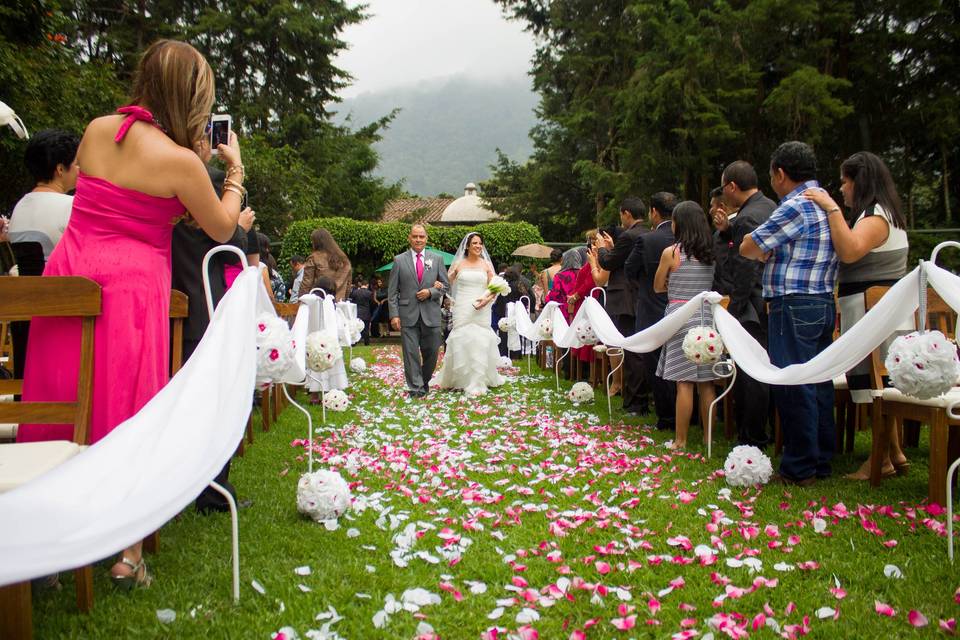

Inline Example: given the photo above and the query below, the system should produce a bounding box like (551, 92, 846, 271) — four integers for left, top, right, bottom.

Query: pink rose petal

(611, 614, 637, 631)
(908, 610, 928, 628)
(874, 600, 896, 617)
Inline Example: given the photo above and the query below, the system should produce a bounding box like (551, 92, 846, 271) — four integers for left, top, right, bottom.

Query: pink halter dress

(17, 107, 187, 444)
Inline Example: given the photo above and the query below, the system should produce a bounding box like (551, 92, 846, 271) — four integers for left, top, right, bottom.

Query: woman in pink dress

(17, 39, 244, 588)
(566, 234, 610, 365)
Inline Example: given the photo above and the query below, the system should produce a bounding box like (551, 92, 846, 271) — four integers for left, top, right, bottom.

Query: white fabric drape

(0, 266, 261, 586)
(304, 294, 348, 392)
(510, 263, 960, 387)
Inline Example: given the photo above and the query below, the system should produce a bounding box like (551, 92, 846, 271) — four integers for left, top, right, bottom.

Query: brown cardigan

(298, 250, 352, 300)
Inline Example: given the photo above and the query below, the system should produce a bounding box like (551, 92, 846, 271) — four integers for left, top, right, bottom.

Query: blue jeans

(767, 294, 836, 480)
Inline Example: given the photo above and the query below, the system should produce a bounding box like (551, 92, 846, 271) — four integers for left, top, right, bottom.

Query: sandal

(111, 556, 152, 591)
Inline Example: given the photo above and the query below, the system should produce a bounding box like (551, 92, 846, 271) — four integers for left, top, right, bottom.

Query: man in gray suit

(388, 224, 450, 398)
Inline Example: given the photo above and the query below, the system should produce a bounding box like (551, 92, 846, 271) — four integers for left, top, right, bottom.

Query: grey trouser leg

(419, 324, 442, 393)
(401, 324, 424, 393)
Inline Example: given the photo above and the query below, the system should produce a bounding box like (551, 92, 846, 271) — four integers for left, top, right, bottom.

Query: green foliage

(279, 218, 543, 277)
(490, 0, 959, 233)
(0, 0, 400, 234)
(0, 7, 124, 213)
(907, 232, 960, 274)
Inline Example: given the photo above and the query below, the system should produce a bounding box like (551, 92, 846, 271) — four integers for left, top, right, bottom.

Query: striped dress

(656, 249, 718, 382)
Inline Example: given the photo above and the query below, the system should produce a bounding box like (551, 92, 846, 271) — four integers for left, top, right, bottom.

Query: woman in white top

(8, 129, 80, 260)
(804, 151, 910, 480)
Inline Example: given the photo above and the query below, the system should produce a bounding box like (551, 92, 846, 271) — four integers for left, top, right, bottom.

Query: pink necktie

(416, 253, 424, 283)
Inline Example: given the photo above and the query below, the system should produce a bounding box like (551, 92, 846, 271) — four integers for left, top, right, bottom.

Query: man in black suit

(625, 191, 678, 431)
(712, 160, 776, 447)
(598, 196, 648, 416)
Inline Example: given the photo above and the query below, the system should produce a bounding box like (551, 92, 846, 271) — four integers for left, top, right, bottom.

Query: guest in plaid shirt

(741, 141, 838, 486)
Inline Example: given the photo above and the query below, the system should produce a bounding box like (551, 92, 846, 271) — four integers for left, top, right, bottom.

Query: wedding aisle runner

(31, 346, 958, 639)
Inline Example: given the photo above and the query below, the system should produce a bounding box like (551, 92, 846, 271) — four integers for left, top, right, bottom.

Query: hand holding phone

(209, 114, 231, 156)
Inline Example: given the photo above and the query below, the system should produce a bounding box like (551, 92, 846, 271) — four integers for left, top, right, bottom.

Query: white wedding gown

(433, 268, 506, 396)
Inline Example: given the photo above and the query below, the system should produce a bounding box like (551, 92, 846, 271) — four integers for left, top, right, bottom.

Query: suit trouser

(641, 346, 676, 429)
(401, 320, 441, 393)
(732, 321, 770, 447)
(613, 314, 646, 412)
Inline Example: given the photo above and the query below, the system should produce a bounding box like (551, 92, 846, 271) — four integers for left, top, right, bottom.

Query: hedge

(278, 218, 545, 278)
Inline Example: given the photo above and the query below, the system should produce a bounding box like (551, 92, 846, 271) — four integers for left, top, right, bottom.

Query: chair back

(170, 290, 188, 375)
(274, 302, 299, 326)
(864, 285, 959, 388)
(11, 242, 45, 277)
(0, 277, 101, 444)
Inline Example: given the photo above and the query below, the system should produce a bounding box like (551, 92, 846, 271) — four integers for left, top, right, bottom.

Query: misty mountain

(334, 74, 539, 197)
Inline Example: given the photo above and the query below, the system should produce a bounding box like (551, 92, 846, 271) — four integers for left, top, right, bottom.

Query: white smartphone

(209, 114, 231, 155)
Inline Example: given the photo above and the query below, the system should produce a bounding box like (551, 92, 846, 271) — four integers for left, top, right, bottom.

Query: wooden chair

(0, 276, 101, 639)
(142, 290, 188, 553)
(865, 286, 960, 504)
(272, 302, 300, 417)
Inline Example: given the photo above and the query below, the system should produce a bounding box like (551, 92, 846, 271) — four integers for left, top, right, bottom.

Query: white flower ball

(498, 317, 515, 332)
(593, 344, 608, 354)
(350, 318, 364, 334)
(349, 357, 366, 373)
(574, 321, 598, 345)
(885, 330, 960, 399)
(567, 381, 594, 404)
(255, 314, 295, 382)
(682, 326, 724, 364)
(296, 469, 352, 522)
(538, 318, 553, 340)
(323, 389, 350, 412)
(306, 331, 342, 372)
(498, 356, 512, 369)
(723, 445, 773, 487)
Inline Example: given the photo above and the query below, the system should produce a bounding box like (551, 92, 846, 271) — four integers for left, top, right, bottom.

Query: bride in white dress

(433, 232, 506, 396)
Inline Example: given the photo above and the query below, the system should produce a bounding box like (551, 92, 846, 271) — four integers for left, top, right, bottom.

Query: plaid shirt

(750, 180, 838, 297)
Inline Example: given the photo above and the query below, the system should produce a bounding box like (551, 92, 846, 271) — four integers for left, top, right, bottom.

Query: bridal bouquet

(497, 317, 515, 332)
(487, 275, 511, 296)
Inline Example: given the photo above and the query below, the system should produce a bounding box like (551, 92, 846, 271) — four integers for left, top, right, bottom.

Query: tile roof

(380, 197, 455, 223)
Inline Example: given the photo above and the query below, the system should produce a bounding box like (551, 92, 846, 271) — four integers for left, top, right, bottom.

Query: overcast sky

(335, 0, 536, 98)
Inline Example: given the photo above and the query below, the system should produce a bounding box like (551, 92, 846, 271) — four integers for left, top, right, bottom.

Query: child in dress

(653, 201, 718, 450)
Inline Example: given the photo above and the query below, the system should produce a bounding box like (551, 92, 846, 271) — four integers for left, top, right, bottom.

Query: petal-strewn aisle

(32, 346, 959, 639)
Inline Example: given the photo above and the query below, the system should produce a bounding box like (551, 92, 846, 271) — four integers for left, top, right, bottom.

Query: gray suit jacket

(387, 249, 449, 327)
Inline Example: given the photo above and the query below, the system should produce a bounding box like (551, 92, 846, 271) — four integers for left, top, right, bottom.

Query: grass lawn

(31, 345, 959, 639)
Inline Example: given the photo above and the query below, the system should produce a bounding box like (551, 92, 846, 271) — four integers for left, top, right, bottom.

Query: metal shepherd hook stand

(699, 297, 737, 460)
(518, 295, 532, 375)
(201, 245, 248, 603)
(930, 240, 960, 562)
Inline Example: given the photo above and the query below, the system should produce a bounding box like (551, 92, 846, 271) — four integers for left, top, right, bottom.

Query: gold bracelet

(223, 178, 247, 195)
(226, 163, 245, 179)
(222, 184, 245, 198)
(827, 207, 842, 215)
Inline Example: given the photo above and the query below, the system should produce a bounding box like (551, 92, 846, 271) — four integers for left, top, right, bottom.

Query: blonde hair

(585, 228, 599, 243)
(129, 40, 215, 149)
